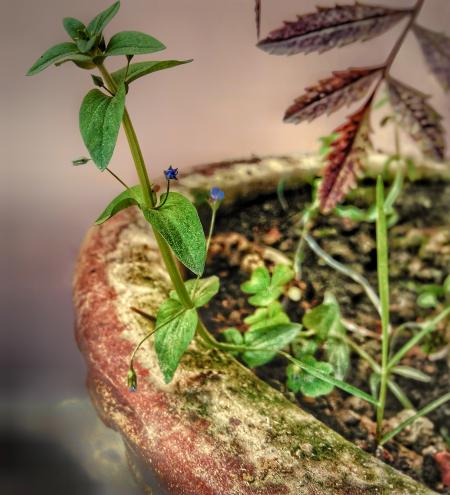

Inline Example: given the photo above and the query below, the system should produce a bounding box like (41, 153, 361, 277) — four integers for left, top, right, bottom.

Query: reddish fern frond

(319, 103, 371, 213)
(413, 24, 450, 92)
(284, 67, 382, 124)
(257, 3, 410, 56)
(255, 0, 261, 39)
(387, 77, 445, 161)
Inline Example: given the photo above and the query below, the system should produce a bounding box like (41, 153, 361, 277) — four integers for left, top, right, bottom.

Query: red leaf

(257, 3, 410, 56)
(284, 67, 382, 124)
(319, 103, 371, 213)
(387, 77, 445, 161)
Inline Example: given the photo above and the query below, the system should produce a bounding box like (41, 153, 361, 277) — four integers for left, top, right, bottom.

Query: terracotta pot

(74, 154, 445, 494)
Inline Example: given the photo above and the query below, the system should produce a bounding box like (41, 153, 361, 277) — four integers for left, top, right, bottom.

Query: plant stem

(106, 167, 130, 189)
(97, 62, 193, 309)
(383, 0, 425, 77)
(388, 306, 450, 369)
(375, 176, 390, 443)
(380, 392, 450, 446)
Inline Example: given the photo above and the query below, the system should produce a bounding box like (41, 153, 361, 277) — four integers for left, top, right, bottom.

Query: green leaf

(287, 357, 334, 397)
(290, 355, 378, 405)
(143, 192, 206, 276)
(106, 31, 165, 56)
(79, 84, 126, 170)
(170, 276, 219, 308)
(335, 205, 368, 222)
(391, 365, 431, 383)
(154, 298, 198, 383)
(27, 42, 87, 76)
(292, 339, 317, 359)
(302, 293, 342, 341)
(222, 328, 244, 349)
(241, 267, 270, 294)
(111, 60, 192, 85)
(271, 264, 294, 287)
(417, 291, 438, 308)
(63, 17, 86, 40)
(87, 1, 120, 36)
(326, 338, 350, 380)
(248, 311, 289, 332)
(444, 275, 450, 294)
(242, 323, 301, 367)
(248, 288, 282, 307)
(95, 185, 143, 224)
(369, 372, 380, 398)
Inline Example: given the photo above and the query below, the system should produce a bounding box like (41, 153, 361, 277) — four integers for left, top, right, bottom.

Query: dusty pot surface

(74, 154, 444, 494)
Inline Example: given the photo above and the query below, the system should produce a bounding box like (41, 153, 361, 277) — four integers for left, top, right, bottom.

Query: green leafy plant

(223, 265, 378, 402)
(413, 275, 450, 309)
(28, 1, 224, 387)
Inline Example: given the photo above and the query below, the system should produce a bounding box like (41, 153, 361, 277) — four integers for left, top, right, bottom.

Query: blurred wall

(1, 0, 449, 403)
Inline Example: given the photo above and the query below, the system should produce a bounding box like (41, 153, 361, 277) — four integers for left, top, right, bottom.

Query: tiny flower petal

(164, 165, 178, 181)
(210, 187, 225, 202)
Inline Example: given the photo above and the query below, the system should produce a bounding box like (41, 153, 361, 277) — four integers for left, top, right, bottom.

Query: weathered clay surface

(74, 177, 436, 494)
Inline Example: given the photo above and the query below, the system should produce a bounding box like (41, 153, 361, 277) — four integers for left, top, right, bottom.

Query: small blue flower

(210, 187, 224, 202)
(164, 165, 178, 181)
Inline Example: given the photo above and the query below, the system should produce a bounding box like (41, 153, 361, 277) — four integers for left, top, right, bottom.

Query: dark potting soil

(198, 179, 450, 493)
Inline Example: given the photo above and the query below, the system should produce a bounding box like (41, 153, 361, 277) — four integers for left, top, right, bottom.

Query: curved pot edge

(74, 154, 441, 495)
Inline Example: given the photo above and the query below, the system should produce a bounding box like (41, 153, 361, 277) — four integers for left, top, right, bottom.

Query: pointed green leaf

(79, 84, 126, 170)
(27, 42, 86, 75)
(242, 323, 301, 367)
(241, 267, 270, 294)
(326, 339, 350, 380)
(143, 192, 206, 276)
(95, 185, 143, 224)
(106, 31, 165, 56)
(170, 276, 220, 308)
(154, 299, 198, 383)
(62, 18, 98, 53)
(391, 365, 432, 383)
(111, 59, 193, 85)
(271, 264, 294, 287)
(87, 1, 120, 36)
(63, 17, 86, 40)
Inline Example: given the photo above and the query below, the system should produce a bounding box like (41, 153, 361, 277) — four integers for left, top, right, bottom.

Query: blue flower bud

(210, 187, 224, 202)
(164, 165, 178, 181)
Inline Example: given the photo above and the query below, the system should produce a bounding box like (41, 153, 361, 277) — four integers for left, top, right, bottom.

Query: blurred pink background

(1, 0, 449, 492)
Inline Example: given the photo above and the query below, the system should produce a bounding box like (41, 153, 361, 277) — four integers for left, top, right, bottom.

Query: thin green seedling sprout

(375, 175, 391, 443)
(277, 176, 289, 212)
